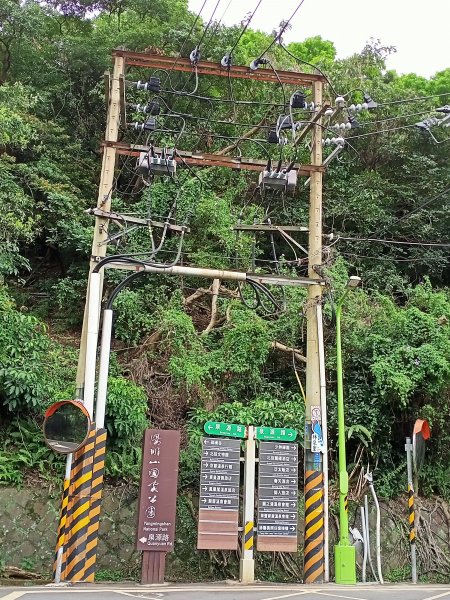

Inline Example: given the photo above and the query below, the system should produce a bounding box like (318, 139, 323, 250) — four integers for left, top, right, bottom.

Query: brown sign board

(257, 441, 299, 552)
(197, 437, 241, 550)
(136, 429, 180, 552)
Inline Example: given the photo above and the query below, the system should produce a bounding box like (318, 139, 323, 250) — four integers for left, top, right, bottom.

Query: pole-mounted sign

(197, 437, 241, 550)
(255, 426, 297, 442)
(204, 421, 246, 438)
(199, 421, 299, 582)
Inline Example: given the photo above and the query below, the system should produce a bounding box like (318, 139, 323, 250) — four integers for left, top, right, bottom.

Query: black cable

(227, 0, 264, 57)
(369, 186, 450, 239)
(279, 42, 339, 98)
(267, 61, 287, 109)
(194, 0, 223, 56)
(107, 270, 147, 309)
(160, 87, 286, 108)
(377, 92, 450, 108)
(253, 0, 307, 61)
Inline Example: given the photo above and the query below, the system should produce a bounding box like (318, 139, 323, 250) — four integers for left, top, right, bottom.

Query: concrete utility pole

(75, 55, 125, 396)
(52, 55, 124, 584)
(303, 79, 325, 584)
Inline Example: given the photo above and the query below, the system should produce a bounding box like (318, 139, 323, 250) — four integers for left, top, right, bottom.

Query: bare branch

(271, 341, 307, 363)
(202, 278, 220, 335)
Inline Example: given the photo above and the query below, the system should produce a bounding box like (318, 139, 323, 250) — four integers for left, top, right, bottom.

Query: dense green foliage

(0, 0, 449, 511)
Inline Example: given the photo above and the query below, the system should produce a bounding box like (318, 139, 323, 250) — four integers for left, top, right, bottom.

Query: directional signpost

(198, 422, 299, 581)
(255, 426, 297, 442)
(257, 441, 299, 552)
(197, 437, 241, 550)
(204, 421, 246, 439)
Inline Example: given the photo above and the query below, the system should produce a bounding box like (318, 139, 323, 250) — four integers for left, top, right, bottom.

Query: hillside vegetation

(0, 0, 449, 505)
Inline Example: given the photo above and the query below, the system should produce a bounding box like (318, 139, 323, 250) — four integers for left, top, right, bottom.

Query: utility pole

(52, 55, 124, 584)
(75, 55, 125, 396)
(303, 79, 325, 584)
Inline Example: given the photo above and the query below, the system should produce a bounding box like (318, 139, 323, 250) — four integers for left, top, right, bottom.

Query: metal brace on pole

(240, 425, 255, 583)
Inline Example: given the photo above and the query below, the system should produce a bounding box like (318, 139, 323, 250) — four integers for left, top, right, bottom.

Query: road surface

(2, 583, 450, 600)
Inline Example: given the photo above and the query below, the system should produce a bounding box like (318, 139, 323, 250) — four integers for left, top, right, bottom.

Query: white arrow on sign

(139, 536, 147, 543)
(202, 474, 208, 479)
(289, 526, 296, 532)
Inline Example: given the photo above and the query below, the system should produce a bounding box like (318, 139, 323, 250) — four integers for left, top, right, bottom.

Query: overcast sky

(188, 0, 449, 78)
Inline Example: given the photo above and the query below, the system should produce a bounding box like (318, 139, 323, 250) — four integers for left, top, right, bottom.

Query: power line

(227, 0, 264, 57)
(370, 186, 450, 241)
(279, 42, 339, 99)
(378, 92, 450, 107)
(345, 123, 418, 139)
(193, 0, 223, 58)
(254, 0, 307, 60)
(359, 109, 437, 127)
(341, 252, 448, 263)
(336, 236, 450, 248)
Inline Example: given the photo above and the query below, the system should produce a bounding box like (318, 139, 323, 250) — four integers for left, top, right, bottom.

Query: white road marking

(259, 592, 311, 600)
(312, 592, 369, 600)
(0, 592, 27, 600)
(115, 593, 162, 600)
(423, 592, 450, 600)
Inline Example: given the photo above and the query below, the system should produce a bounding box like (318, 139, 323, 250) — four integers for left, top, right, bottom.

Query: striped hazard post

(84, 427, 107, 581)
(244, 521, 254, 552)
(61, 423, 97, 581)
(344, 494, 348, 515)
(53, 477, 70, 580)
(408, 484, 416, 544)
(304, 470, 324, 583)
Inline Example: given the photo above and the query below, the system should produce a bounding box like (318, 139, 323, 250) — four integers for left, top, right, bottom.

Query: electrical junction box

(258, 169, 297, 193)
(137, 152, 177, 177)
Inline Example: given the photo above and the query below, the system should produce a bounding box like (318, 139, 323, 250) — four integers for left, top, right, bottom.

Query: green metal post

(334, 288, 356, 585)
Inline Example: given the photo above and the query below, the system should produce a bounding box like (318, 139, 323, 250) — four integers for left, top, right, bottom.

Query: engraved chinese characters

(197, 437, 241, 550)
(136, 430, 180, 552)
(257, 441, 299, 552)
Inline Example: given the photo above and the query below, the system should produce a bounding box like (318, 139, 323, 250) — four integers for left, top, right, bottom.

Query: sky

(188, 0, 449, 78)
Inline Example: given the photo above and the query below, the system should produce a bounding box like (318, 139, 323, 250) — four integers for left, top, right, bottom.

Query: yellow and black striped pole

(244, 521, 254, 552)
(408, 484, 416, 544)
(405, 437, 417, 583)
(61, 424, 97, 581)
(53, 476, 70, 581)
(84, 427, 107, 581)
(304, 470, 324, 582)
(56, 425, 108, 582)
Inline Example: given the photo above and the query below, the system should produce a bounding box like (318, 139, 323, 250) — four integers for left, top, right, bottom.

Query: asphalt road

(2, 583, 450, 600)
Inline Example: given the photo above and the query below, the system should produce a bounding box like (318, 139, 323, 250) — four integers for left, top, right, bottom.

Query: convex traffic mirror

(43, 400, 91, 454)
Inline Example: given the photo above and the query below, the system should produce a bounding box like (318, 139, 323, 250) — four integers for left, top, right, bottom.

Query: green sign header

(255, 426, 297, 441)
(204, 421, 246, 439)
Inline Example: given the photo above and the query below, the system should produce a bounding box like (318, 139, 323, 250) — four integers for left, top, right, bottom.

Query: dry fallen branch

(271, 340, 307, 363)
(202, 278, 220, 335)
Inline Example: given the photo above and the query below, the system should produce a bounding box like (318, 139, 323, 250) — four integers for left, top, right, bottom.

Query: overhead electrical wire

(334, 236, 450, 248)
(377, 92, 450, 108)
(253, 0, 307, 62)
(191, 0, 223, 62)
(205, 0, 234, 44)
(369, 185, 450, 239)
(226, 0, 264, 58)
(341, 252, 448, 264)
